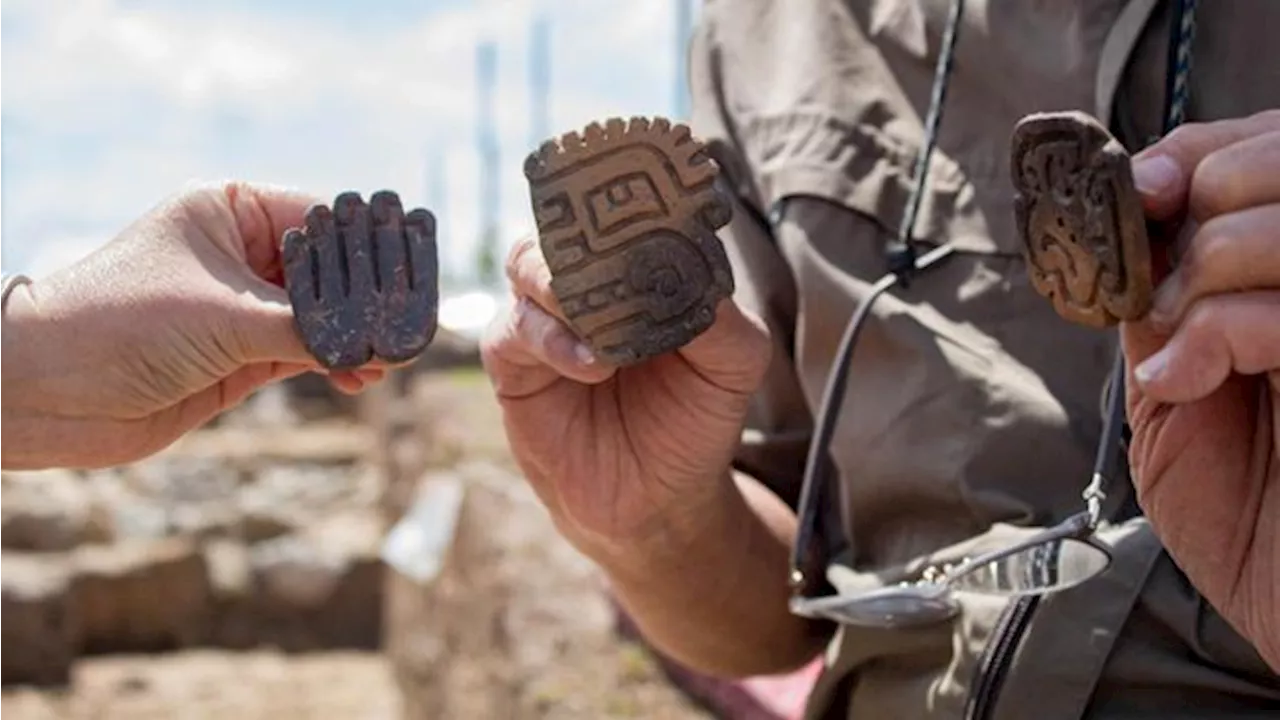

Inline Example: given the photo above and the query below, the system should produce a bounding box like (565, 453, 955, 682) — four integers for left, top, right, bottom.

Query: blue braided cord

(1165, 0, 1197, 132)
(898, 0, 967, 249)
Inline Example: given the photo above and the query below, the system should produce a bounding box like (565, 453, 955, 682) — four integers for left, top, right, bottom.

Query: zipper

(963, 594, 1041, 720)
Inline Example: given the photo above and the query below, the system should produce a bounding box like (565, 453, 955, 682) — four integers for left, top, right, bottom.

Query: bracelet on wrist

(1, 273, 33, 313)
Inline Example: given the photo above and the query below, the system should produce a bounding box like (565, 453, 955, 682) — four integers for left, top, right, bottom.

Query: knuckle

(505, 236, 538, 278)
(1181, 217, 1229, 279)
(1188, 153, 1245, 219)
(1161, 122, 1205, 150)
(220, 179, 252, 202)
(1155, 123, 1213, 169)
(1159, 123, 1200, 158)
(1174, 115, 1280, 219)
(1252, 108, 1280, 127)
(1182, 297, 1223, 340)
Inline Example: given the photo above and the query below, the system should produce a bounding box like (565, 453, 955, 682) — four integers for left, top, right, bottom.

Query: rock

(253, 535, 346, 611)
(246, 463, 354, 516)
(125, 456, 240, 506)
(384, 464, 580, 719)
(247, 511, 385, 652)
(102, 497, 170, 542)
(1, 553, 77, 687)
(0, 688, 65, 718)
(235, 462, 361, 543)
(165, 424, 374, 464)
(168, 501, 240, 541)
(204, 539, 258, 649)
(71, 538, 211, 654)
(380, 475, 466, 586)
(1, 470, 96, 552)
(307, 512, 386, 650)
(82, 470, 170, 543)
(237, 507, 299, 544)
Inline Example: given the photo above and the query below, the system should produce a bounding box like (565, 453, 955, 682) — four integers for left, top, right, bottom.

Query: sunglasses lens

(946, 536, 1111, 597)
(791, 585, 960, 628)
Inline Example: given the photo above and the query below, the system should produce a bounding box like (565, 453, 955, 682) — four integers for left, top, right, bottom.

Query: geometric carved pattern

(282, 190, 439, 369)
(1010, 111, 1153, 328)
(524, 116, 734, 366)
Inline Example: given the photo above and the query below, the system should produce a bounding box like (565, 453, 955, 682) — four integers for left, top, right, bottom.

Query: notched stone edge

(523, 116, 704, 183)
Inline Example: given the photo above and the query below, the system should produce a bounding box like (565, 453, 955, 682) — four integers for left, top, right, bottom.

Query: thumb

(677, 298, 771, 395)
(230, 281, 316, 365)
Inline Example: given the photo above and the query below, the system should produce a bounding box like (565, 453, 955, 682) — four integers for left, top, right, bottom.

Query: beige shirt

(687, 1, 1280, 717)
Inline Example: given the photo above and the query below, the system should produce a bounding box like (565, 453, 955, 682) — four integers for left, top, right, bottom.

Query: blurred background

(1, 1, 817, 718)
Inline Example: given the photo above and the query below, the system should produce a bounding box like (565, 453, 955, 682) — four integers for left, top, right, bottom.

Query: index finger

(506, 230, 770, 393)
(1133, 110, 1280, 220)
(506, 233, 568, 321)
(242, 183, 327, 285)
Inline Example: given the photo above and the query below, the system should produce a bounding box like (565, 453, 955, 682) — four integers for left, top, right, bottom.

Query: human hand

(1122, 110, 1280, 670)
(480, 236, 770, 563)
(1, 182, 386, 469)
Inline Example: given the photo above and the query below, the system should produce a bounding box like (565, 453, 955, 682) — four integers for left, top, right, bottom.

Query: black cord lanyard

(789, 0, 967, 591)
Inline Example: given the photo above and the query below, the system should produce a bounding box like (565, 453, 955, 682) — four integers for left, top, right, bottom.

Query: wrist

(580, 470, 746, 584)
(2, 276, 64, 468)
(2, 274, 40, 405)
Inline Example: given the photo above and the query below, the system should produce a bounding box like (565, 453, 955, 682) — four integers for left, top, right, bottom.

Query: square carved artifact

(524, 117, 735, 366)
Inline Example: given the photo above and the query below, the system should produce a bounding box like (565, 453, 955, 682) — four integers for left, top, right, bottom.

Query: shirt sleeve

(687, 13, 814, 511)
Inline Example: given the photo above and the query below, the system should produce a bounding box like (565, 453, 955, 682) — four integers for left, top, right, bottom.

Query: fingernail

(1132, 154, 1181, 197)
(1134, 346, 1171, 385)
(574, 342, 596, 366)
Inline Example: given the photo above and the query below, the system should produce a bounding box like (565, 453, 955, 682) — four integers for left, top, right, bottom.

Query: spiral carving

(626, 235, 709, 322)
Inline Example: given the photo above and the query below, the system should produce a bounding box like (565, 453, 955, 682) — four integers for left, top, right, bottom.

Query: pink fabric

(612, 602, 821, 720)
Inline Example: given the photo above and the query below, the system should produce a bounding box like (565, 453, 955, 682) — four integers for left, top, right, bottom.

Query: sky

(0, 0, 694, 284)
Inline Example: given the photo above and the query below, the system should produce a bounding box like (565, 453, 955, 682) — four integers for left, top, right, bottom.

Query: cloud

(1, 0, 686, 281)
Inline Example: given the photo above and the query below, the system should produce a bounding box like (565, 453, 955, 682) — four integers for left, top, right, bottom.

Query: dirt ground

(0, 643, 712, 720)
(1, 651, 403, 720)
(2, 367, 715, 720)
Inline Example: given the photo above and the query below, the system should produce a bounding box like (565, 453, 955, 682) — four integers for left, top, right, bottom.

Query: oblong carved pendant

(1011, 111, 1153, 328)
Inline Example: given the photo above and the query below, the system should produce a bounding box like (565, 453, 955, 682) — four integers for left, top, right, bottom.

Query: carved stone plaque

(1010, 111, 1153, 328)
(283, 191, 440, 369)
(524, 117, 735, 366)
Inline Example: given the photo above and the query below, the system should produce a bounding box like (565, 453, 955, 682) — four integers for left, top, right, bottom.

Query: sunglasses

(784, 240, 1125, 629)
